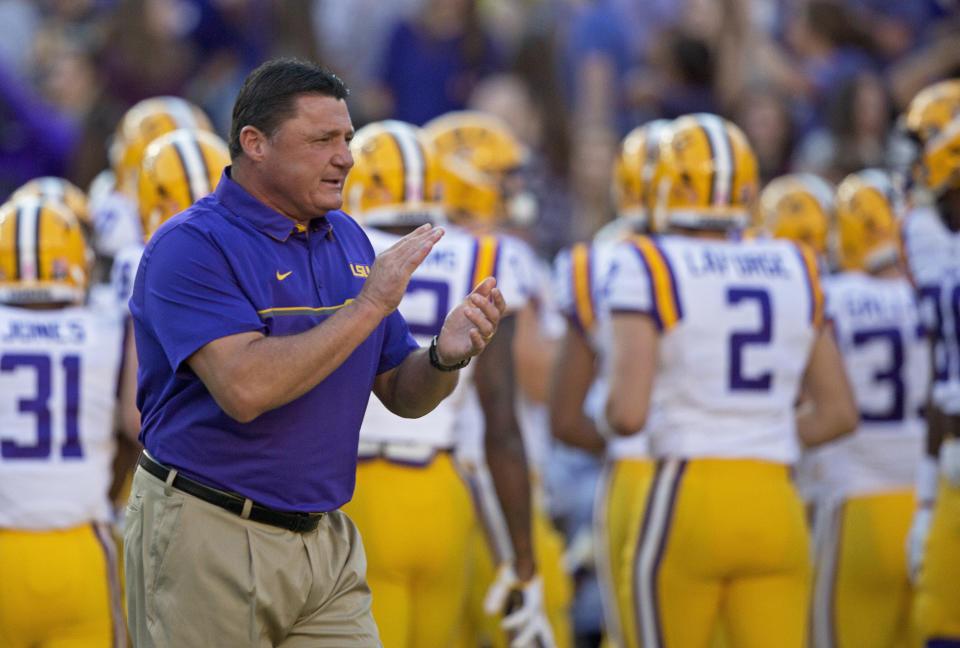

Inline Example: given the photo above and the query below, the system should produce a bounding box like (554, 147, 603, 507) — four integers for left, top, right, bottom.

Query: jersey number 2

(727, 287, 773, 391)
(1, 353, 82, 459)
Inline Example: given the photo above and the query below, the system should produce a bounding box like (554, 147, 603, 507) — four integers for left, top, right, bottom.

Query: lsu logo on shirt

(350, 263, 371, 278)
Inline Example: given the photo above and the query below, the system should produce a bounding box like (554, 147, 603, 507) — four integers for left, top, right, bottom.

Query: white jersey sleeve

(901, 205, 953, 287)
(606, 235, 822, 463)
(0, 304, 125, 529)
(605, 238, 657, 318)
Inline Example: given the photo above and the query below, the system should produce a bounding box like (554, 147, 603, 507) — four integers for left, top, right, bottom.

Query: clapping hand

(434, 276, 507, 367)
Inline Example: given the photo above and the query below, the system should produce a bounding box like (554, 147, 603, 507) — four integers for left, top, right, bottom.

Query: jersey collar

(215, 167, 332, 241)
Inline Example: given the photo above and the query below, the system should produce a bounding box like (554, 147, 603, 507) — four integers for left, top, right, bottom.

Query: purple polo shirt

(130, 168, 418, 512)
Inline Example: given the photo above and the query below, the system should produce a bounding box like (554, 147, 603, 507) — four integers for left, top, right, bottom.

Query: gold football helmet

(342, 120, 445, 228)
(915, 115, 960, 195)
(137, 129, 230, 240)
(0, 196, 89, 304)
(905, 79, 960, 143)
(612, 119, 671, 225)
(110, 96, 215, 197)
(11, 177, 91, 230)
(423, 111, 529, 224)
(835, 169, 901, 273)
(758, 173, 834, 256)
(652, 113, 759, 232)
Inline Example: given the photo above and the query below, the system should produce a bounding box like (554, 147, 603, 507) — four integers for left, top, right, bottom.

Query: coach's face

(259, 94, 355, 223)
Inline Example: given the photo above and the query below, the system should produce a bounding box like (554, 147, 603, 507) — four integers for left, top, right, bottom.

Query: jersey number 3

(1, 353, 83, 460)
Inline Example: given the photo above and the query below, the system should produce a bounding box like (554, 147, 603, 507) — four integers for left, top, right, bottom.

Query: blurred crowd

(3, 0, 959, 259)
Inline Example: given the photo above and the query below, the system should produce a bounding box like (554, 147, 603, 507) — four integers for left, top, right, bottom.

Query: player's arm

(605, 312, 659, 436)
(188, 224, 447, 422)
(117, 318, 141, 442)
(477, 310, 536, 580)
(373, 277, 505, 417)
(796, 324, 859, 447)
(549, 326, 606, 453)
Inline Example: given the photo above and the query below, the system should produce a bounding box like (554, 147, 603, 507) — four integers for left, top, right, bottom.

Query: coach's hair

(229, 58, 349, 159)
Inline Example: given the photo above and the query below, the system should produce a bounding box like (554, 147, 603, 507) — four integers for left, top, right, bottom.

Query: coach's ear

(239, 126, 268, 162)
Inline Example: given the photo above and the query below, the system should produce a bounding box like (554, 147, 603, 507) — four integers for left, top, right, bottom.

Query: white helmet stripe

(17, 196, 40, 281)
(385, 121, 425, 202)
(163, 97, 199, 129)
(700, 115, 733, 206)
(172, 132, 211, 204)
(38, 177, 63, 201)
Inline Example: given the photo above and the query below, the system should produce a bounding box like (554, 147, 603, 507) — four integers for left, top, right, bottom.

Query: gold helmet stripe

(571, 243, 596, 333)
(171, 131, 211, 205)
(384, 121, 426, 202)
(699, 114, 734, 206)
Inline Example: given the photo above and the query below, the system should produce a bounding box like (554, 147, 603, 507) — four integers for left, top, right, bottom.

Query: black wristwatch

(429, 335, 470, 371)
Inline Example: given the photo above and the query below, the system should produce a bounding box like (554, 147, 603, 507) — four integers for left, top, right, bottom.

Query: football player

(340, 119, 555, 648)
(0, 195, 127, 647)
(108, 128, 230, 508)
(91, 97, 216, 273)
(604, 113, 858, 648)
(550, 119, 670, 648)
(808, 170, 928, 648)
(424, 111, 571, 648)
(903, 115, 960, 647)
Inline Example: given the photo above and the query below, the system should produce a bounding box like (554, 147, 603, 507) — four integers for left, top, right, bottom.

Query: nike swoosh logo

(276, 270, 292, 281)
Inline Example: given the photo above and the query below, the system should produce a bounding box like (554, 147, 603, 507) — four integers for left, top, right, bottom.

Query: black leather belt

(137, 452, 325, 533)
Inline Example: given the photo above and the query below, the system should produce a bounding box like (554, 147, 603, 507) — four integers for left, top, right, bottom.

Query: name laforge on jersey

(684, 248, 792, 279)
(1, 319, 87, 343)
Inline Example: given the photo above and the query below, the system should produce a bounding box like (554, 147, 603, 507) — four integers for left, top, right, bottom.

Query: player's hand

(435, 276, 506, 367)
(501, 575, 556, 648)
(356, 224, 444, 316)
(483, 565, 556, 648)
(906, 505, 933, 585)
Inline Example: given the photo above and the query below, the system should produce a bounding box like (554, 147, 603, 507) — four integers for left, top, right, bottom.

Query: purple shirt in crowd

(130, 167, 417, 512)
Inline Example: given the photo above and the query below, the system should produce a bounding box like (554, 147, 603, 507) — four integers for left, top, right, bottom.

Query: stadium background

(1, 0, 958, 645)
(4, 0, 959, 259)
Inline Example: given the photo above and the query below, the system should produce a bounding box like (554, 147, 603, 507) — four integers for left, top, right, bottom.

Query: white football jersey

(89, 189, 142, 259)
(449, 234, 534, 468)
(902, 205, 960, 413)
(0, 304, 125, 529)
(606, 235, 823, 463)
(359, 225, 529, 450)
(807, 273, 929, 496)
(554, 241, 649, 460)
(109, 242, 145, 312)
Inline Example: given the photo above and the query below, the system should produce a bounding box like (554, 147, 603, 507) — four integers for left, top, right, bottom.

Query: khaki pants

(124, 466, 380, 647)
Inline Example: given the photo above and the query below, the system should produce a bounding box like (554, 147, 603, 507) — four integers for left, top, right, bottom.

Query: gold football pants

(630, 458, 810, 648)
(343, 453, 475, 648)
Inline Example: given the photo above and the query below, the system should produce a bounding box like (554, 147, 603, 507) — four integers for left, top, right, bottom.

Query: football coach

(123, 58, 504, 647)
